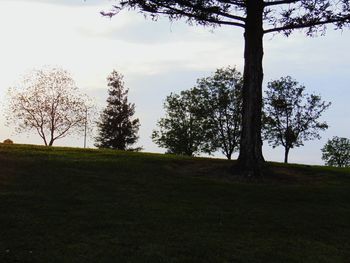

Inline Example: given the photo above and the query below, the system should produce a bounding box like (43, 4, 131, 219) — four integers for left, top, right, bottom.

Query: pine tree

(95, 70, 140, 151)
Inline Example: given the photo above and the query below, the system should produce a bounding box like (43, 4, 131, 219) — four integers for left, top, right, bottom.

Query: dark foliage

(152, 66, 243, 158)
(95, 70, 140, 151)
(152, 89, 209, 156)
(196, 66, 243, 160)
(263, 76, 331, 163)
(322, 136, 350, 167)
(105, 1, 350, 34)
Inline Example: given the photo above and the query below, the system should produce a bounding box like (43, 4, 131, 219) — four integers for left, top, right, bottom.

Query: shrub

(3, 139, 14, 144)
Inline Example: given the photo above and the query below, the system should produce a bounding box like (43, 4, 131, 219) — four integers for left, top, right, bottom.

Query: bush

(3, 139, 14, 144)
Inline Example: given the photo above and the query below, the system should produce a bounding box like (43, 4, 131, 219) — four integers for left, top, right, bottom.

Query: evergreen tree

(95, 70, 140, 150)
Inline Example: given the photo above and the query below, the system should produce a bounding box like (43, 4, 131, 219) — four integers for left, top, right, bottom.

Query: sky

(0, 0, 349, 165)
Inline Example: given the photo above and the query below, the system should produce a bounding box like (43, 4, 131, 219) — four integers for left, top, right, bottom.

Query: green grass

(0, 144, 349, 263)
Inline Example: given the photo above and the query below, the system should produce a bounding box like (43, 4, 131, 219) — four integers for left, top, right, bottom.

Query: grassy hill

(0, 144, 349, 263)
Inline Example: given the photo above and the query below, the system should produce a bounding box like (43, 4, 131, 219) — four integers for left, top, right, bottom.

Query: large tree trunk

(284, 147, 290, 164)
(237, 0, 265, 176)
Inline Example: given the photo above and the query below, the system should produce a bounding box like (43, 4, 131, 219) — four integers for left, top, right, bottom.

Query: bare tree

(103, 0, 350, 176)
(7, 67, 93, 146)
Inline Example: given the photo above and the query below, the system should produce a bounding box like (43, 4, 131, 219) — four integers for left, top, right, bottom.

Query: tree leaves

(322, 136, 350, 167)
(263, 76, 331, 163)
(152, 66, 242, 159)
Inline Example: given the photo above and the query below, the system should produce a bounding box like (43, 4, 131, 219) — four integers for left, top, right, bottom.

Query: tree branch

(264, 15, 350, 34)
(264, 0, 300, 7)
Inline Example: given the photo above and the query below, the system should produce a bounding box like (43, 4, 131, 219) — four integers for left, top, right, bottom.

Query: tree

(263, 76, 331, 164)
(321, 136, 350, 168)
(153, 67, 242, 158)
(105, 0, 350, 176)
(152, 88, 210, 156)
(196, 66, 243, 160)
(7, 67, 92, 146)
(95, 70, 141, 151)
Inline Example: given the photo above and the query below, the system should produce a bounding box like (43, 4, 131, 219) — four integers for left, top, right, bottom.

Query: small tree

(95, 70, 140, 150)
(152, 89, 209, 156)
(263, 76, 331, 163)
(322, 137, 350, 168)
(196, 66, 243, 160)
(7, 67, 92, 146)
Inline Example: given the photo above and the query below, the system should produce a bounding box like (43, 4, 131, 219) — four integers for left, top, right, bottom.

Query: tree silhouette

(153, 67, 242, 158)
(152, 89, 210, 156)
(196, 66, 243, 160)
(104, 1, 350, 176)
(322, 137, 350, 168)
(263, 76, 330, 164)
(95, 70, 141, 151)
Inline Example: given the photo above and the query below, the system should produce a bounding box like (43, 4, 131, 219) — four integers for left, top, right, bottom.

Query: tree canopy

(263, 76, 330, 163)
(196, 66, 243, 160)
(322, 136, 350, 168)
(105, 1, 350, 35)
(152, 89, 210, 156)
(152, 66, 243, 158)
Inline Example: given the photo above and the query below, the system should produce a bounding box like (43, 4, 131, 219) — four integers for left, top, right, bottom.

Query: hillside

(0, 144, 349, 262)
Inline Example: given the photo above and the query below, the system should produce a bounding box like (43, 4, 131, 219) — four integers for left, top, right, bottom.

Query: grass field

(0, 144, 349, 263)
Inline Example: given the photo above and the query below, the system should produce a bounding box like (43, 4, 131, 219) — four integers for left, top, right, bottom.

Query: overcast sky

(0, 0, 349, 165)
